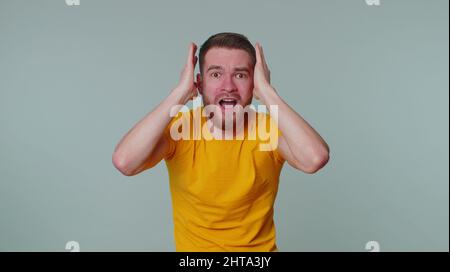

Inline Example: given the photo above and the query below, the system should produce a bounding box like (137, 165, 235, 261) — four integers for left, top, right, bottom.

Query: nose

(221, 74, 237, 93)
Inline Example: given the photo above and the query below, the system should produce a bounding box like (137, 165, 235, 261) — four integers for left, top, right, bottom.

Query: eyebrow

(206, 65, 250, 73)
(234, 67, 251, 73)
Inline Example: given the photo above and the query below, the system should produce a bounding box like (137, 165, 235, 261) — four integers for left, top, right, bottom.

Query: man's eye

(235, 73, 247, 79)
(211, 72, 220, 78)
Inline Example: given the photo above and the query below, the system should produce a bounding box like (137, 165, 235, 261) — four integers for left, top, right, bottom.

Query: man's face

(197, 47, 254, 115)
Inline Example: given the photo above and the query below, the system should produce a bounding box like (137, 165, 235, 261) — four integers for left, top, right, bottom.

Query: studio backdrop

(0, 0, 448, 251)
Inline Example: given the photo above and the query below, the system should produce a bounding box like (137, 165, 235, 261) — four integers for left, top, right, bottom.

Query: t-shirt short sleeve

(259, 111, 285, 165)
(273, 127, 285, 165)
(163, 114, 182, 161)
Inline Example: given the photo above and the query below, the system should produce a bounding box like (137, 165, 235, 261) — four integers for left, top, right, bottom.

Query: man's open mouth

(218, 98, 238, 108)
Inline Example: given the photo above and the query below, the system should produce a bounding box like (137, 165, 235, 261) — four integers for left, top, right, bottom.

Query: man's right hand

(175, 42, 199, 105)
(113, 42, 200, 176)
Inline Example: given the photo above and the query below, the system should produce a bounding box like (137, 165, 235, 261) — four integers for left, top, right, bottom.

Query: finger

(185, 43, 193, 65)
(260, 44, 269, 71)
(260, 47, 271, 82)
(193, 82, 198, 96)
(192, 43, 197, 62)
(186, 42, 197, 66)
(255, 42, 262, 65)
(191, 87, 199, 100)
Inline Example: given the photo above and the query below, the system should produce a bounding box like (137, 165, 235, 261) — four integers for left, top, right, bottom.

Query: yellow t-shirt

(164, 107, 284, 252)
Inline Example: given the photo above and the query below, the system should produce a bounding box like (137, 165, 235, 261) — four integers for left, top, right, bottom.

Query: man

(112, 32, 330, 252)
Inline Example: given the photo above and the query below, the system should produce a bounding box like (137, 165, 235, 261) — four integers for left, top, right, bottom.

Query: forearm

(112, 87, 186, 175)
(259, 87, 329, 170)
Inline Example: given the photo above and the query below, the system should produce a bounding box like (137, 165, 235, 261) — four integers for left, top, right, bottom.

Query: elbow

(308, 152, 330, 174)
(297, 150, 330, 174)
(112, 151, 136, 177)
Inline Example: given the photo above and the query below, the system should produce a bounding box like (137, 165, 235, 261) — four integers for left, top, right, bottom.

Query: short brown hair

(199, 32, 256, 75)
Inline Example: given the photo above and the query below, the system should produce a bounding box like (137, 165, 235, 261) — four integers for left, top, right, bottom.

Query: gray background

(0, 0, 448, 251)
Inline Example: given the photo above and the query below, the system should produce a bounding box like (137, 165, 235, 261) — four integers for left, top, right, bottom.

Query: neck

(207, 115, 251, 140)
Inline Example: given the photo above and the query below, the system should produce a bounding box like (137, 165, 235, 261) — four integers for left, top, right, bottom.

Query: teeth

(219, 98, 237, 109)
